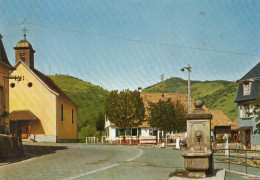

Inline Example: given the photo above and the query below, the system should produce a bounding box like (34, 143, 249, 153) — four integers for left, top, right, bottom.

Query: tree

(96, 113, 105, 137)
(105, 89, 145, 141)
(147, 99, 186, 132)
(253, 93, 260, 134)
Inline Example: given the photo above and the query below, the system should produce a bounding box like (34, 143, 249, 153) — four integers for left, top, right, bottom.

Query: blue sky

(0, 0, 259, 90)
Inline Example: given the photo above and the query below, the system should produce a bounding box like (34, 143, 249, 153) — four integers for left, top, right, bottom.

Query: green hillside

(49, 75, 109, 141)
(143, 77, 238, 121)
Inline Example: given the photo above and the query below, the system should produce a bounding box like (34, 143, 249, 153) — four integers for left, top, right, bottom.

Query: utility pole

(181, 64, 192, 114)
(161, 74, 165, 97)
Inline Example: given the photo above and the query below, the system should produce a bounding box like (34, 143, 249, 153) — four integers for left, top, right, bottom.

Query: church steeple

(14, 28, 35, 69)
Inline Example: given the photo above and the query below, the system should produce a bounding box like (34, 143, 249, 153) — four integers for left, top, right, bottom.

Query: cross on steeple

(22, 27, 28, 40)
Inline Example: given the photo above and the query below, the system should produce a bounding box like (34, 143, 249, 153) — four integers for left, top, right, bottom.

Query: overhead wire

(3, 17, 260, 58)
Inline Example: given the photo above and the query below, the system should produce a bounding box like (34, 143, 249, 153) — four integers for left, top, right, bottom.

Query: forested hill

(49, 75, 109, 141)
(143, 77, 238, 121)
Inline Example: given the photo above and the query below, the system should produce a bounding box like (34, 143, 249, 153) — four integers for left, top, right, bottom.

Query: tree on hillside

(253, 93, 260, 134)
(105, 89, 145, 141)
(96, 113, 105, 137)
(147, 99, 186, 132)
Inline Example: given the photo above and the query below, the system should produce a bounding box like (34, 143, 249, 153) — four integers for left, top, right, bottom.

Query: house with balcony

(235, 62, 260, 150)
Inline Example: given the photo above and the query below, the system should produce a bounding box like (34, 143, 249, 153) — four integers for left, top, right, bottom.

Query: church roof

(0, 34, 14, 69)
(32, 68, 78, 106)
(15, 39, 33, 48)
(14, 61, 78, 107)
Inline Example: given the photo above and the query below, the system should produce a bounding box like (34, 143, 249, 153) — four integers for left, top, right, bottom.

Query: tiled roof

(10, 110, 38, 121)
(210, 110, 238, 130)
(109, 93, 235, 130)
(139, 93, 207, 128)
(31, 68, 78, 106)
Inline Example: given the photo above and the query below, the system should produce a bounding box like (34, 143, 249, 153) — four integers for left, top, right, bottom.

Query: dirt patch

(216, 157, 260, 168)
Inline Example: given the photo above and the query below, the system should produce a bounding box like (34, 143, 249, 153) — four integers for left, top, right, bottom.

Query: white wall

(109, 127, 116, 141)
(141, 128, 150, 137)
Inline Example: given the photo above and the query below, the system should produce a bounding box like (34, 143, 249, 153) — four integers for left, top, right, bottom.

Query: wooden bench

(139, 136, 156, 144)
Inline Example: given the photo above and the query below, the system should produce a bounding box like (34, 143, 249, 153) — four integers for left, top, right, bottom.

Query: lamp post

(181, 64, 192, 114)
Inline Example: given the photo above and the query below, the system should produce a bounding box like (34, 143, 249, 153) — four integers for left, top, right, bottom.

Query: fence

(213, 148, 260, 174)
(85, 135, 187, 148)
(86, 136, 107, 144)
(139, 136, 156, 145)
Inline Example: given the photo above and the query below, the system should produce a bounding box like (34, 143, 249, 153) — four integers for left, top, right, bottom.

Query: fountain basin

(182, 151, 213, 177)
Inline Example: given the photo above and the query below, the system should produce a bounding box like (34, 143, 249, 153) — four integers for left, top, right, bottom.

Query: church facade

(9, 34, 78, 142)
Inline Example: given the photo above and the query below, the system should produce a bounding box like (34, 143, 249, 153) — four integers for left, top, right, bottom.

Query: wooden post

(28, 121, 31, 139)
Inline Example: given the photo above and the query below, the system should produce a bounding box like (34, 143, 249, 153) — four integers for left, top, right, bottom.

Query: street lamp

(181, 64, 192, 114)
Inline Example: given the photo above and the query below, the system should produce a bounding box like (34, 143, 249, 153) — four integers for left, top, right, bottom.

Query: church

(9, 33, 78, 142)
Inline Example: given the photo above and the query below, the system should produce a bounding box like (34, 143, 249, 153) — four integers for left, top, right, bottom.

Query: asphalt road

(0, 143, 259, 180)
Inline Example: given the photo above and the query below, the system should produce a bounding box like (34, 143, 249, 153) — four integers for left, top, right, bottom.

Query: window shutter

(149, 129, 153, 136)
(116, 128, 119, 137)
(163, 130, 166, 137)
(138, 128, 141, 136)
(126, 128, 131, 136)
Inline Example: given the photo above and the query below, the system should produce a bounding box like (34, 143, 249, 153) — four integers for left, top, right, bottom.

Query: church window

(61, 104, 64, 123)
(10, 83, 15, 88)
(72, 109, 74, 124)
(28, 82, 33, 87)
(19, 53, 25, 61)
(243, 82, 251, 96)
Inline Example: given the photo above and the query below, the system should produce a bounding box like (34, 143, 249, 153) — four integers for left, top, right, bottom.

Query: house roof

(141, 92, 201, 112)
(239, 62, 260, 81)
(10, 110, 38, 121)
(0, 34, 14, 70)
(234, 81, 259, 102)
(14, 61, 78, 106)
(235, 62, 260, 102)
(210, 110, 238, 130)
(109, 93, 235, 130)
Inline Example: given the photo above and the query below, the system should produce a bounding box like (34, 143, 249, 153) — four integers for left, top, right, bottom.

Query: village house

(0, 34, 15, 134)
(210, 110, 238, 140)
(105, 92, 237, 142)
(8, 33, 78, 142)
(235, 62, 260, 150)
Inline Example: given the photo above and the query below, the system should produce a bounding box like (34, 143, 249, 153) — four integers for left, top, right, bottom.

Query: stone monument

(182, 100, 214, 178)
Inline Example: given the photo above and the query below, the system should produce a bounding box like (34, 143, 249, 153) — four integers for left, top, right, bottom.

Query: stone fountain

(182, 100, 214, 178)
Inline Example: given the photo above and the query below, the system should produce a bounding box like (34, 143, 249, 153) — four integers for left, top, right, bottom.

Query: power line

(5, 18, 260, 58)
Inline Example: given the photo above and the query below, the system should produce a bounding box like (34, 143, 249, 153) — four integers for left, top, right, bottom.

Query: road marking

(228, 170, 260, 179)
(126, 148, 143, 162)
(66, 147, 143, 180)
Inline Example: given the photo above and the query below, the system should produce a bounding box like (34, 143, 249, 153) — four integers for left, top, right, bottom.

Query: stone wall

(0, 135, 24, 161)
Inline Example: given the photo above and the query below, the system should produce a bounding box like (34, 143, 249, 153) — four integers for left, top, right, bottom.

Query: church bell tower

(14, 28, 35, 69)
